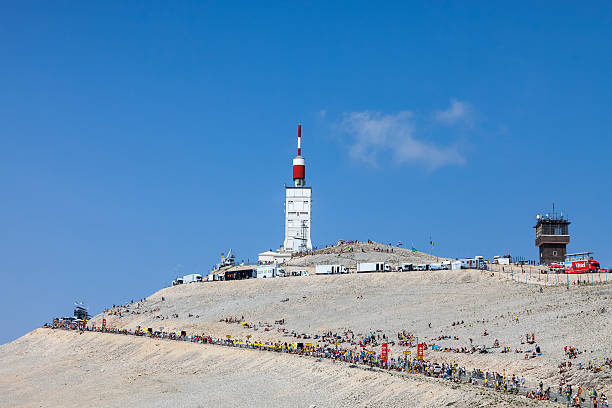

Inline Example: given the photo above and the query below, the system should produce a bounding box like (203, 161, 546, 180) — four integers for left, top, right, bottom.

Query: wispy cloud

(434, 98, 472, 125)
(339, 110, 465, 170)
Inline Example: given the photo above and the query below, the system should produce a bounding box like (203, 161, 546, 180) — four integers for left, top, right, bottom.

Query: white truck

(461, 257, 488, 269)
(172, 277, 184, 286)
(428, 263, 443, 270)
(493, 256, 510, 265)
(254, 265, 285, 278)
(357, 262, 390, 273)
(290, 270, 309, 276)
(460, 258, 476, 269)
(497, 257, 510, 266)
(182, 274, 203, 284)
(396, 263, 414, 272)
(315, 264, 349, 275)
(255, 265, 275, 278)
(206, 273, 222, 281)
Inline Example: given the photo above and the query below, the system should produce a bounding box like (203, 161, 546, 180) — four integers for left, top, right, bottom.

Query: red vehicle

(568, 259, 600, 274)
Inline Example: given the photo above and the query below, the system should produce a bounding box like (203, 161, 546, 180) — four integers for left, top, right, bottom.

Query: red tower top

(292, 124, 305, 186)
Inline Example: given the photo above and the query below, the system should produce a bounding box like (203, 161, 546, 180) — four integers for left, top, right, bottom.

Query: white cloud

(339, 110, 465, 170)
(434, 98, 472, 125)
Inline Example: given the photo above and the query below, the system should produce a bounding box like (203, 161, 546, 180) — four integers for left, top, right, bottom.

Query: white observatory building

(283, 124, 313, 252)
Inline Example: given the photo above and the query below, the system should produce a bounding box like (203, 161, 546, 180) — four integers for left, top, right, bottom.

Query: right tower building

(534, 208, 570, 265)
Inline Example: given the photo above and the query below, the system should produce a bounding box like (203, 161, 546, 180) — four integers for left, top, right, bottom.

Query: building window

(553, 251, 557, 256)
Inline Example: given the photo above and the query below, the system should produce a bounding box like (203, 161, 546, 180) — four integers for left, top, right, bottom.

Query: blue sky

(1, 2, 610, 344)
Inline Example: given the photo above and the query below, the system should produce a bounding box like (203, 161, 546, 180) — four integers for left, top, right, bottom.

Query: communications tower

(283, 124, 312, 252)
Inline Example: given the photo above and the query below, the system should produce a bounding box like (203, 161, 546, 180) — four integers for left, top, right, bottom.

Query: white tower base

(283, 186, 312, 252)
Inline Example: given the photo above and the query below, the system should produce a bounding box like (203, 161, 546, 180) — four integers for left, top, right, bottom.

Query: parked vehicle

(460, 257, 487, 270)
(172, 278, 184, 286)
(428, 263, 443, 270)
(290, 270, 309, 276)
(397, 263, 414, 272)
(255, 266, 274, 278)
(254, 265, 285, 278)
(357, 262, 390, 273)
(493, 255, 510, 265)
(182, 274, 203, 284)
(316, 264, 348, 275)
(416, 264, 427, 271)
(460, 258, 474, 269)
(567, 259, 600, 274)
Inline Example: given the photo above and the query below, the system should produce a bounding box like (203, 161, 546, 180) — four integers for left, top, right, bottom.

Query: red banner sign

(102, 318, 106, 330)
(381, 343, 388, 361)
(417, 343, 424, 361)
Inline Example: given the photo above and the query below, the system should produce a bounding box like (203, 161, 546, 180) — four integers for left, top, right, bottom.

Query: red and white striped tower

(292, 124, 306, 187)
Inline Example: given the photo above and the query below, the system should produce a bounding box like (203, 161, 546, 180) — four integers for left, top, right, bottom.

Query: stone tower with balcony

(534, 208, 570, 265)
